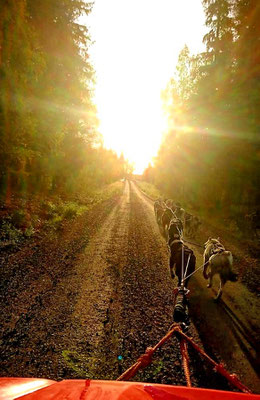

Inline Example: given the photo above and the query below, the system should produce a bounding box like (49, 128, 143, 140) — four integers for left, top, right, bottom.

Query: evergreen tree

(231, 0, 260, 136)
(0, 0, 126, 202)
(155, 0, 260, 217)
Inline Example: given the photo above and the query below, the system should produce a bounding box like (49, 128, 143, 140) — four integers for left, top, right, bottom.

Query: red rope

(177, 329, 251, 393)
(117, 324, 179, 381)
(180, 338, 191, 387)
(117, 324, 252, 394)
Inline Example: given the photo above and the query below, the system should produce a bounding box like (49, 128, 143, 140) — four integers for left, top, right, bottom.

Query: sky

(84, 0, 207, 173)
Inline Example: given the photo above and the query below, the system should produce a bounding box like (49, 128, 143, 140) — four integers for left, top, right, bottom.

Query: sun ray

(84, 0, 207, 173)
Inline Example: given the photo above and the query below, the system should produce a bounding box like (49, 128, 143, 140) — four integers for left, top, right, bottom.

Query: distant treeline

(145, 0, 260, 217)
(0, 0, 127, 201)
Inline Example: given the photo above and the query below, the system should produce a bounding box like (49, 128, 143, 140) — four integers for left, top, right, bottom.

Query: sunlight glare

(86, 0, 206, 173)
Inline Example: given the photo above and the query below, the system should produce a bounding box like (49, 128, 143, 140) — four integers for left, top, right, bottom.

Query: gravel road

(0, 180, 259, 392)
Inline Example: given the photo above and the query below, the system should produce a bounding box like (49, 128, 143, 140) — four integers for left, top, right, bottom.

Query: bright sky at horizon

(84, 0, 207, 173)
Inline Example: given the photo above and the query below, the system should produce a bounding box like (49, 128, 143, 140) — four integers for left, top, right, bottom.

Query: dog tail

(224, 251, 238, 281)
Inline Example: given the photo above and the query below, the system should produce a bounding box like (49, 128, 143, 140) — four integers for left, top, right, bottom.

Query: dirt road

(0, 180, 259, 392)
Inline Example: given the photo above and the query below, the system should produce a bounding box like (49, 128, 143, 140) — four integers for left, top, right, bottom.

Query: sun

(85, 0, 206, 173)
(95, 86, 168, 174)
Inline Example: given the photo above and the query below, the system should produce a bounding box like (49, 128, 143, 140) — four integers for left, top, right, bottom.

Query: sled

(1, 377, 260, 400)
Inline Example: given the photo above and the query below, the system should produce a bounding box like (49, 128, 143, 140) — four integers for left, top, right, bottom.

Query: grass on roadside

(135, 181, 162, 200)
(89, 181, 123, 205)
(0, 181, 124, 246)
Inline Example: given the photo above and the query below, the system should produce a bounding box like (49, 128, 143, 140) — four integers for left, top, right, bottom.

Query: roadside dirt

(0, 181, 259, 393)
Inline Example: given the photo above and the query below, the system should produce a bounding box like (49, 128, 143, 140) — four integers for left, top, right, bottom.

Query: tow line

(182, 238, 204, 248)
(182, 260, 209, 284)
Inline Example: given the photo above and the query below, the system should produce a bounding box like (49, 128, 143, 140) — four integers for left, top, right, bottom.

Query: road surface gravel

(0, 180, 259, 392)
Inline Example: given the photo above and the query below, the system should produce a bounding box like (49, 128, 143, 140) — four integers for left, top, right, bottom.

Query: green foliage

(24, 225, 35, 238)
(42, 201, 58, 218)
(91, 181, 124, 204)
(40, 182, 123, 231)
(45, 214, 63, 230)
(63, 204, 81, 219)
(62, 349, 93, 377)
(41, 199, 88, 230)
(11, 210, 27, 228)
(157, 0, 260, 217)
(0, 0, 127, 204)
(161, 0, 260, 136)
(176, 45, 194, 102)
(136, 181, 162, 200)
(154, 131, 259, 215)
(0, 207, 35, 244)
(0, 219, 23, 244)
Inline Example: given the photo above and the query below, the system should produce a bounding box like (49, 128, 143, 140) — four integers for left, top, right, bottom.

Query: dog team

(154, 198, 238, 301)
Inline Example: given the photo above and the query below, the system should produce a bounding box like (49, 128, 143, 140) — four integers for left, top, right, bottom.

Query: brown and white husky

(203, 238, 238, 301)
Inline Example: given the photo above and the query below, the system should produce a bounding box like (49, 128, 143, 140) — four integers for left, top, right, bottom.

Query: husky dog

(168, 217, 183, 243)
(174, 204, 186, 225)
(169, 240, 196, 288)
(203, 237, 238, 301)
(203, 237, 224, 267)
(168, 221, 195, 287)
(161, 207, 175, 238)
(154, 199, 165, 226)
(165, 198, 174, 208)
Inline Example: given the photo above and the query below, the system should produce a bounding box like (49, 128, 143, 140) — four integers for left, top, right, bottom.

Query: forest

(0, 1, 259, 393)
(144, 0, 260, 221)
(0, 0, 259, 237)
(0, 0, 127, 202)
